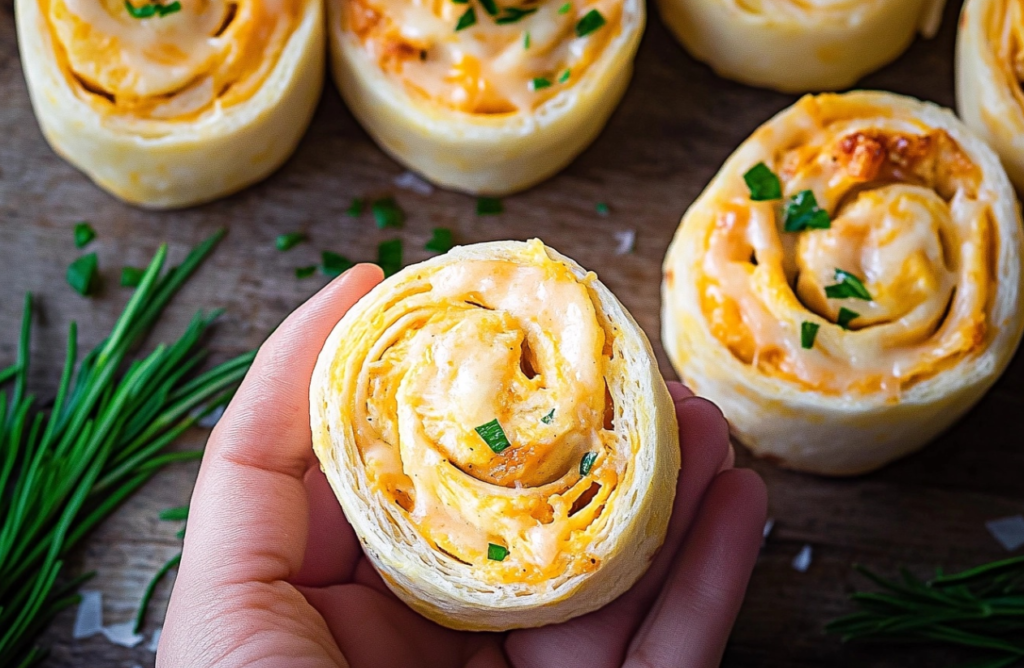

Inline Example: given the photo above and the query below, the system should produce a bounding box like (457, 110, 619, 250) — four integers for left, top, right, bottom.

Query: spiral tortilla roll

(662, 92, 1024, 476)
(327, 0, 642, 195)
(656, 0, 946, 93)
(16, 0, 324, 209)
(311, 240, 679, 630)
(957, 0, 1024, 192)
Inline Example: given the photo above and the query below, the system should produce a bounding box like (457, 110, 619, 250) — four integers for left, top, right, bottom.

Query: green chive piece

(346, 198, 364, 217)
(479, 0, 498, 16)
(455, 5, 477, 30)
(523, 31, 531, 48)
(124, 0, 180, 18)
(801, 322, 819, 350)
(477, 197, 503, 215)
(530, 77, 552, 90)
(487, 543, 509, 561)
(73, 222, 96, 248)
(558, 1, 571, 12)
(558, 69, 571, 83)
(120, 266, 144, 288)
(377, 239, 403, 278)
(496, 6, 537, 23)
(837, 307, 860, 329)
(541, 409, 555, 424)
(784, 190, 831, 232)
(425, 228, 454, 253)
(452, 0, 468, 4)
(825, 269, 872, 301)
(596, 202, 610, 216)
(743, 163, 782, 201)
(371, 197, 405, 229)
(321, 251, 354, 277)
(275, 232, 306, 251)
(67, 253, 99, 296)
(159, 506, 189, 521)
(575, 9, 605, 37)
(580, 451, 598, 476)
(295, 265, 317, 279)
(475, 419, 511, 453)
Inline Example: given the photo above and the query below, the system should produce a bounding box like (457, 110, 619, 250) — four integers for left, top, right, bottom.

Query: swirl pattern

(313, 241, 678, 630)
(957, 0, 1024, 191)
(663, 92, 1024, 475)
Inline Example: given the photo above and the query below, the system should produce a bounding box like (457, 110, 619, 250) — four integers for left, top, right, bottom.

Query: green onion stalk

(0, 230, 255, 666)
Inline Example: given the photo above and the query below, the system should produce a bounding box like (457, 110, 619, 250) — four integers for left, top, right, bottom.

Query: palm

(159, 267, 766, 668)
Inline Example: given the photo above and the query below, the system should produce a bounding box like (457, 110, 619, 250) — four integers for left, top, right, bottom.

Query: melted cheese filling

(700, 123, 993, 396)
(344, 0, 622, 113)
(351, 242, 623, 584)
(44, 0, 298, 123)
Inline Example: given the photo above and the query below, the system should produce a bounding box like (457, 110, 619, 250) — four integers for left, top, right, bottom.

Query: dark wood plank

(1, 0, 1021, 665)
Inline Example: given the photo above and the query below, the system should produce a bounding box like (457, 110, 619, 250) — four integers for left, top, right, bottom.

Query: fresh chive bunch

(828, 558, 1024, 667)
(0, 230, 254, 666)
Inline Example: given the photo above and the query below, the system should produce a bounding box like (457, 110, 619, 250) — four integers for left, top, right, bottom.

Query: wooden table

(2, 0, 1021, 665)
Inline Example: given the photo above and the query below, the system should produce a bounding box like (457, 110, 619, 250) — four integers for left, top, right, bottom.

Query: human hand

(158, 266, 768, 668)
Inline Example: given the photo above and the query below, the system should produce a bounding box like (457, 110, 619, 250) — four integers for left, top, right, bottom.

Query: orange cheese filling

(43, 0, 298, 122)
(700, 120, 994, 396)
(343, 0, 622, 113)
(350, 243, 625, 584)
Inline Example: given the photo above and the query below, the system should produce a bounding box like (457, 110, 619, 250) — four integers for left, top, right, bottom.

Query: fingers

(505, 394, 733, 668)
(667, 380, 695, 402)
(174, 265, 382, 587)
(290, 466, 365, 587)
(623, 468, 768, 668)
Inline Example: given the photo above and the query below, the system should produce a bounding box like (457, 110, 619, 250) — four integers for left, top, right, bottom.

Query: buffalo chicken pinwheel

(328, 0, 642, 194)
(662, 92, 1024, 476)
(656, 0, 947, 93)
(957, 0, 1024, 192)
(16, 0, 324, 208)
(311, 240, 679, 630)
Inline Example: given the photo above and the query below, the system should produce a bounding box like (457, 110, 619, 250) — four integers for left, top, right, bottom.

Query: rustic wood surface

(1, 0, 1021, 665)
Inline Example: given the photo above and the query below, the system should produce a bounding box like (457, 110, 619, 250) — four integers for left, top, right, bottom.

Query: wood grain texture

(0, 0, 1021, 665)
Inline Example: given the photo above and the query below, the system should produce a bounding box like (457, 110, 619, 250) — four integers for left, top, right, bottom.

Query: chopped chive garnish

(475, 419, 511, 453)
(541, 409, 555, 424)
(479, 0, 498, 16)
(159, 506, 189, 521)
(487, 543, 509, 561)
(825, 269, 872, 301)
(523, 31, 531, 48)
(580, 451, 598, 476)
(575, 9, 605, 37)
(275, 232, 306, 251)
(67, 253, 99, 296)
(377, 239, 403, 278)
(743, 163, 782, 201)
(558, 1, 571, 12)
(837, 307, 860, 329)
(558, 69, 571, 83)
(596, 202, 610, 216)
(120, 266, 144, 287)
(530, 77, 552, 90)
(124, 0, 180, 18)
(477, 197, 503, 215)
(73, 222, 96, 248)
(425, 228, 454, 253)
(455, 5, 477, 30)
(496, 6, 537, 23)
(346, 197, 364, 217)
(801, 322, 819, 349)
(295, 265, 317, 279)
(321, 251, 354, 277)
(452, 0, 468, 4)
(784, 190, 831, 232)
(372, 197, 405, 229)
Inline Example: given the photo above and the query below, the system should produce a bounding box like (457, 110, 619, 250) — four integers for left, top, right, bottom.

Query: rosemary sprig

(0, 230, 254, 666)
(827, 558, 1024, 667)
